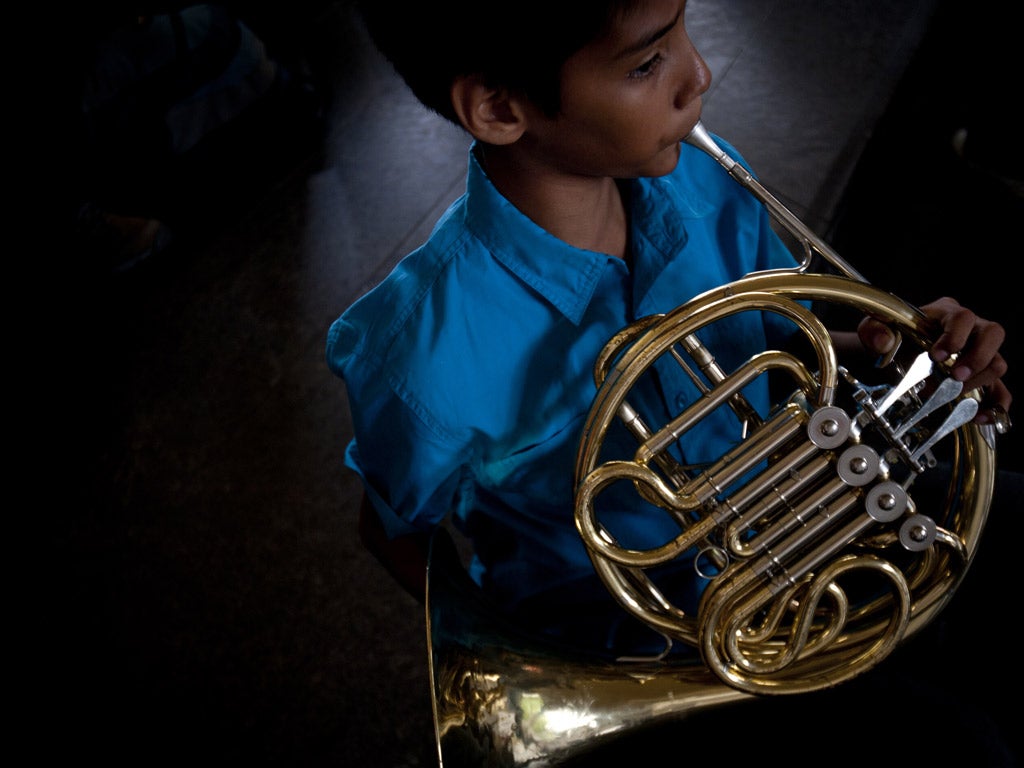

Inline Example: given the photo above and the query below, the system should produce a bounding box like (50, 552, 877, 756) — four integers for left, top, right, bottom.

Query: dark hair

(355, 0, 641, 124)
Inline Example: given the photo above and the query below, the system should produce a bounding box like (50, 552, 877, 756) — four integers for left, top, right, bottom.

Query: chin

(645, 141, 682, 177)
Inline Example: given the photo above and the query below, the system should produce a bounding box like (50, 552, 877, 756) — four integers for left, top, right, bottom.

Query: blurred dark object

(65, 4, 325, 274)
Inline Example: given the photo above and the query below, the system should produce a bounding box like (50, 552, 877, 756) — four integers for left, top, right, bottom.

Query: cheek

(593, 100, 660, 152)
(559, 86, 677, 171)
(610, 92, 675, 146)
(565, 83, 646, 136)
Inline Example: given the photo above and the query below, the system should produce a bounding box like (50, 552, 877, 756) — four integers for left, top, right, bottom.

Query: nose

(674, 33, 712, 109)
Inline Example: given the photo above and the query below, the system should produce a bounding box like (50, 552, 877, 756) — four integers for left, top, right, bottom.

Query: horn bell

(425, 529, 751, 767)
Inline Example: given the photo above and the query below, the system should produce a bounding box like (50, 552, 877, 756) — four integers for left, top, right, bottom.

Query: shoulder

(326, 226, 480, 446)
(327, 186, 542, 433)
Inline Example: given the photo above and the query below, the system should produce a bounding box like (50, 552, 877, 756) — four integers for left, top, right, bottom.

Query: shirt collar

(465, 146, 611, 325)
(463, 142, 716, 324)
(628, 156, 716, 306)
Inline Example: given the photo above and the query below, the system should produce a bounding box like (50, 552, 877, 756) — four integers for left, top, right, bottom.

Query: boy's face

(523, 0, 710, 179)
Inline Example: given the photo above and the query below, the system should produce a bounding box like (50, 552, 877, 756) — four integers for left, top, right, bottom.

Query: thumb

(858, 317, 897, 355)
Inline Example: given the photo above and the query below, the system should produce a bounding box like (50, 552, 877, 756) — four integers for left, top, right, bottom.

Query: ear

(450, 74, 528, 145)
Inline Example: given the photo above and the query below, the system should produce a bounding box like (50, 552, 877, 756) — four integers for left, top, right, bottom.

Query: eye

(628, 52, 664, 80)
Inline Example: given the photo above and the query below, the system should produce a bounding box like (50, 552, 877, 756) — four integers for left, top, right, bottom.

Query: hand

(857, 296, 1011, 427)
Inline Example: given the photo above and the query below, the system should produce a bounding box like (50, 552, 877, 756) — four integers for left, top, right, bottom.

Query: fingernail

(953, 365, 972, 381)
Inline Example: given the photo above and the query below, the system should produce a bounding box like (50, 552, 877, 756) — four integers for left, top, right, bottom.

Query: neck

(477, 144, 628, 258)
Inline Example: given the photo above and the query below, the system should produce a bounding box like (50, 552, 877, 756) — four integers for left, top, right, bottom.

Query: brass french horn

(426, 122, 1001, 766)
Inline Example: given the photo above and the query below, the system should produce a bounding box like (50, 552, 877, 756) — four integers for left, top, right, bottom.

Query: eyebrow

(614, 8, 682, 59)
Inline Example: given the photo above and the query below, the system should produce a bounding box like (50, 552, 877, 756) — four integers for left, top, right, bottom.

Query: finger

(950, 323, 1007, 383)
(925, 304, 978, 364)
(856, 316, 896, 355)
(974, 378, 1013, 432)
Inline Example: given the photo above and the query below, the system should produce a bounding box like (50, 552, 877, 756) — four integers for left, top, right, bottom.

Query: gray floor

(52, 1, 1022, 766)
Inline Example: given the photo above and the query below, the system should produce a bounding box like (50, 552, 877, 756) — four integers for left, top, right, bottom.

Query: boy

(326, 0, 1010, 653)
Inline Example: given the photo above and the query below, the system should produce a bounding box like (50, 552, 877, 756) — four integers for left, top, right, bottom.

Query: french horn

(425, 122, 1002, 766)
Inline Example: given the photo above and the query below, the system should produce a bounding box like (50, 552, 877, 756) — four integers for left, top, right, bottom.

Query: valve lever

(893, 377, 964, 439)
(911, 397, 979, 463)
(874, 351, 933, 418)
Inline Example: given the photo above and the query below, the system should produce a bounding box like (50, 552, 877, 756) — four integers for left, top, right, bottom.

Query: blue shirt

(326, 138, 799, 613)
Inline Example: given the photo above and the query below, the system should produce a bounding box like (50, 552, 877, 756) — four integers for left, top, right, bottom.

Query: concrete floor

(49, 1, 1022, 765)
